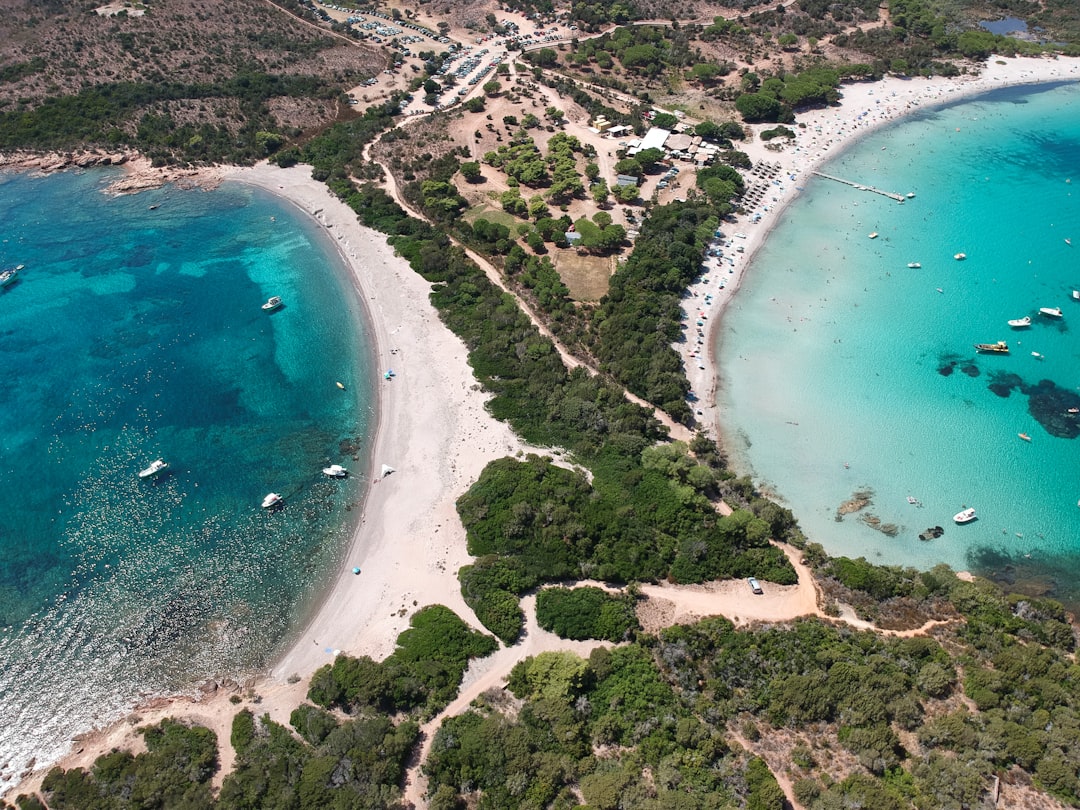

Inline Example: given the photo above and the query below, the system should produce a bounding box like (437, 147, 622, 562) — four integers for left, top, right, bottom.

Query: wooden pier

(811, 171, 907, 203)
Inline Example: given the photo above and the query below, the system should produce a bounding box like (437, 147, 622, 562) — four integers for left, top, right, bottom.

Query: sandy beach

(7, 161, 537, 797)
(679, 54, 1080, 436)
(227, 164, 532, 677)
(9, 54, 1080, 802)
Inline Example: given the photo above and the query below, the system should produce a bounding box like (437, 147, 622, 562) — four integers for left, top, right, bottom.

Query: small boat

(0, 264, 23, 286)
(907, 496, 922, 506)
(1072, 290, 1079, 300)
(148, 204, 160, 211)
(868, 232, 879, 239)
(974, 341, 1009, 354)
(936, 288, 944, 294)
(1066, 238, 1072, 246)
(954, 253, 966, 260)
(906, 192, 916, 199)
(1068, 407, 1079, 414)
(138, 459, 169, 479)
(322, 464, 348, 478)
(1019, 433, 1032, 442)
(261, 296, 283, 311)
(261, 492, 283, 509)
(336, 381, 345, 390)
(1008, 316, 1031, 328)
(907, 262, 921, 269)
(1039, 306, 1063, 318)
(1032, 351, 1043, 359)
(953, 507, 977, 524)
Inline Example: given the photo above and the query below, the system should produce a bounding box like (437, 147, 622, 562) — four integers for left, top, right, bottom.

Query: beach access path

(13, 53, 1078, 804)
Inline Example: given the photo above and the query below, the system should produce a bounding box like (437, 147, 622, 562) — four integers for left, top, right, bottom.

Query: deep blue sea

(719, 80, 1080, 602)
(0, 169, 374, 786)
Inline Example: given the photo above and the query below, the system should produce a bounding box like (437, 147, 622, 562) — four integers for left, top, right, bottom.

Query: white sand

(223, 164, 533, 675)
(10, 55, 1076, 800)
(9, 162, 536, 797)
(681, 55, 1080, 435)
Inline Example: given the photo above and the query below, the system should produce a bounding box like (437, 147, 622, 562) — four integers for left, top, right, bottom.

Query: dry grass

(462, 203, 517, 230)
(553, 250, 613, 302)
(0, 0, 383, 120)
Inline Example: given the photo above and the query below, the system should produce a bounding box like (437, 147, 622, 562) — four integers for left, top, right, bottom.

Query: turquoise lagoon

(0, 170, 374, 786)
(718, 80, 1080, 599)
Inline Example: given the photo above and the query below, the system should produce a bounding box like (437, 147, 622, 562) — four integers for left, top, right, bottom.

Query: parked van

(747, 577, 763, 595)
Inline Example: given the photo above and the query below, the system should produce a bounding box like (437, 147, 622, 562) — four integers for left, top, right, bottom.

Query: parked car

(747, 577, 763, 595)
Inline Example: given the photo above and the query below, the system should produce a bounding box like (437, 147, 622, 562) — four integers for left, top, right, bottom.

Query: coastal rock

(198, 680, 219, 695)
(836, 489, 873, 520)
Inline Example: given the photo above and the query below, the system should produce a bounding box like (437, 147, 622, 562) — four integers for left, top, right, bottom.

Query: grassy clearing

(553, 250, 613, 302)
(462, 204, 518, 229)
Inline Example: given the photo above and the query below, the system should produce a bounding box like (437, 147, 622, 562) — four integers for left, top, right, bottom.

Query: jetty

(812, 171, 907, 203)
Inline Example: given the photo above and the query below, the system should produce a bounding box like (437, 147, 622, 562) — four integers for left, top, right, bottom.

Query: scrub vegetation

(7, 0, 1080, 808)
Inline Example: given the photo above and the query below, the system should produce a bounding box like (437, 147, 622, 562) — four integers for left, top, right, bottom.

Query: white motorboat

(322, 464, 348, 478)
(907, 262, 921, 268)
(1008, 316, 1031, 328)
(262, 492, 283, 509)
(868, 232, 879, 239)
(0, 264, 23, 286)
(1040, 306, 1063, 318)
(954, 252, 966, 260)
(138, 459, 168, 479)
(1072, 290, 1079, 300)
(262, 296, 283, 311)
(953, 507, 977, 524)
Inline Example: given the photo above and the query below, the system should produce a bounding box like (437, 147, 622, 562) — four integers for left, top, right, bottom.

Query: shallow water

(718, 81, 1080, 602)
(0, 169, 374, 787)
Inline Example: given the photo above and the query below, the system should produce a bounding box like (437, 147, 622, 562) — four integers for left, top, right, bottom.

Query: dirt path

(728, 729, 807, 810)
(361, 141, 693, 443)
(402, 592, 611, 807)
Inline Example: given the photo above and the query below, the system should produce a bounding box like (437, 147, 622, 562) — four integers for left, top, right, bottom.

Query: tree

(689, 62, 724, 84)
(592, 179, 610, 206)
(635, 147, 664, 172)
(584, 162, 600, 181)
(612, 182, 639, 203)
(528, 194, 549, 220)
(735, 92, 784, 123)
(460, 161, 483, 182)
(255, 131, 284, 155)
(464, 96, 485, 113)
(483, 79, 503, 96)
(652, 112, 678, 129)
(613, 157, 642, 177)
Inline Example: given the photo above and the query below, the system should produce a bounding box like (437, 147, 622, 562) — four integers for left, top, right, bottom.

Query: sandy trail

(9, 53, 1075, 804)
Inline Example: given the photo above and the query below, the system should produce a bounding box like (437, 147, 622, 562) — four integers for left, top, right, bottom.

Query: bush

(536, 586, 640, 641)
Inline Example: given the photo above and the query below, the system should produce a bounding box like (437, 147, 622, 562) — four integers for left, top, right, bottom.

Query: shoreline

(7, 54, 1080, 801)
(6, 161, 531, 799)
(681, 54, 1080, 441)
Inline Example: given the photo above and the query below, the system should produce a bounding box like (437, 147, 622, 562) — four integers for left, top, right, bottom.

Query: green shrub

(536, 586, 639, 641)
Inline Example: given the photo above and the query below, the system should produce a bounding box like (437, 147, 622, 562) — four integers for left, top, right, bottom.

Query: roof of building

(665, 133, 693, 152)
(616, 174, 639, 187)
(565, 230, 583, 241)
(639, 127, 671, 152)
